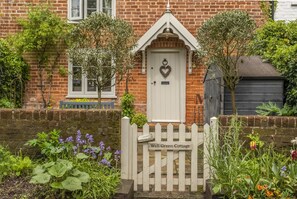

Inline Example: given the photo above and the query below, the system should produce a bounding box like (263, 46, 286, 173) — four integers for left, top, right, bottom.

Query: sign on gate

(120, 117, 219, 192)
(148, 142, 192, 150)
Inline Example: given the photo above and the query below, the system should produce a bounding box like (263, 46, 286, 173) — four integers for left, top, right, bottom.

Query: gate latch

(138, 134, 154, 143)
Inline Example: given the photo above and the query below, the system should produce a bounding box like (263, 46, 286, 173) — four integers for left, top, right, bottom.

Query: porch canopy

(133, 3, 199, 74)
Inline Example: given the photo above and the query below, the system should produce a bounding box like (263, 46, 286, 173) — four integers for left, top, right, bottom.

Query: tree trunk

(97, 84, 102, 108)
(230, 89, 237, 114)
(38, 64, 47, 108)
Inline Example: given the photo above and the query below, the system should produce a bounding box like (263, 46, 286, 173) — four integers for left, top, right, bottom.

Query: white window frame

(67, 62, 116, 99)
(68, 0, 83, 20)
(68, 0, 116, 21)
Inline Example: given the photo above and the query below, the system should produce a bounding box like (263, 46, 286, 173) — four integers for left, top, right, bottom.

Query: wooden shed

(204, 56, 284, 123)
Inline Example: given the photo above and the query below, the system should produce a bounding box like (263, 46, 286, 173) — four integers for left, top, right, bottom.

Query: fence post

(203, 117, 219, 191)
(203, 122, 210, 191)
(121, 116, 130, 179)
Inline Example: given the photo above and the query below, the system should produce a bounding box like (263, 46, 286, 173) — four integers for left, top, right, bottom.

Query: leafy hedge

(0, 39, 29, 108)
(251, 20, 297, 106)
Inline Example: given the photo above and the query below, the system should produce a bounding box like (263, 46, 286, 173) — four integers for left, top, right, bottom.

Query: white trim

(188, 50, 193, 74)
(133, 10, 199, 53)
(147, 48, 186, 123)
(67, 61, 116, 98)
(68, 0, 83, 20)
(142, 51, 146, 74)
(68, 0, 116, 21)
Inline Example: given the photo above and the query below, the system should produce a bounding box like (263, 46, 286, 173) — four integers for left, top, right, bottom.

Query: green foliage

(208, 116, 297, 198)
(15, 5, 70, 108)
(251, 20, 297, 106)
(0, 98, 15, 108)
(76, 162, 120, 199)
(0, 145, 32, 182)
(68, 12, 136, 104)
(0, 39, 29, 108)
(30, 159, 90, 194)
(121, 92, 135, 119)
(131, 113, 148, 128)
(26, 129, 121, 198)
(256, 102, 297, 116)
(197, 10, 256, 113)
(25, 129, 66, 160)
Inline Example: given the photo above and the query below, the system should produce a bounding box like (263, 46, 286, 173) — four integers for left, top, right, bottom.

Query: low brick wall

(0, 109, 122, 153)
(219, 115, 297, 148)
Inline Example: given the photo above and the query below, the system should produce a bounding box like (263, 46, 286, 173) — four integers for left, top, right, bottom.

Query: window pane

(72, 67, 82, 92)
(71, 0, 81, 18)
(87, 0, 97, 16)
(102, 79, 112, 92)
(102, 0, 112, 16)
(87, 79, 97, 91)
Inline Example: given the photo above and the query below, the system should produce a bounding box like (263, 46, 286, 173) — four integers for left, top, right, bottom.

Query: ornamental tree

(197, 10, 256, 114)
(16, 5, 70, 108)
(68, 12, 136, 105)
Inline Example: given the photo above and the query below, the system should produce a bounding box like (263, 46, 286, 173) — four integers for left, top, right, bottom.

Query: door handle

(151, 81, 156, 85)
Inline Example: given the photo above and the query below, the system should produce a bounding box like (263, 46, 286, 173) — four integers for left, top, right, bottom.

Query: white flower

(291, 137, 297, 145)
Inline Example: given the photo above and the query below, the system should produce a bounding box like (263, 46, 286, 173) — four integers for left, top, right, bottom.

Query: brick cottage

(0, 0, 267, 124)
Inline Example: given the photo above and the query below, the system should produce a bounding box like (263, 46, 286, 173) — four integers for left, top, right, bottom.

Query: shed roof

(238, 56, 282, 78)
(204, 56, 283, 82)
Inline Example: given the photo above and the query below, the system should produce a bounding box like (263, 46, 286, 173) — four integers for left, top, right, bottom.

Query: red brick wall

(1, 0, 266, 123)
(219, 115, 297, 149)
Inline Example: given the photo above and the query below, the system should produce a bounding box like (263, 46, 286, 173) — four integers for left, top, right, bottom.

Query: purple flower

(99, 141, 105, 151)
(91, 153, 97, 159)
(106, 146, 111, 151)
(76, 130, 86, 145)
(114, 150, 122, 155)
(100, 158, 111, 167)
(114, 150, 121, 161)
(59, 138, 64, 143)
(65, 136, 73, 142)
(86, 134, 94, 143)
(281, 166, 287, 172)
(76, 130, 82, 143)
(83, 148, 90, 153)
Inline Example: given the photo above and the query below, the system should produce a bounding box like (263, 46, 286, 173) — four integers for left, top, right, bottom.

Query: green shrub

(0, 98, 15, 108)
(120, 92, 135, 119)
(131, 113, 148, 128)
(0, 145, 32, 182)
(251, 20, 297, 106)
(0, 39, 29, 107)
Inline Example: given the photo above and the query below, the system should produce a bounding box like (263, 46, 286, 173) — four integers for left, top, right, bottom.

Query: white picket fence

(121, 117, 218, 192)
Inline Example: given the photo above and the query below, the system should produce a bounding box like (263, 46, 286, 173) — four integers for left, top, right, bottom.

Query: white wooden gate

(121, 117, 218, 192)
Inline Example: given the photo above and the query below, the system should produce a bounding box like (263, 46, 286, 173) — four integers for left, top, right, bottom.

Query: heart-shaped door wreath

(159, 58, 171, 79)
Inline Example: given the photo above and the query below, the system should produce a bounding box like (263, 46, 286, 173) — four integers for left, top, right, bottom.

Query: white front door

(147, 49, 186, 122)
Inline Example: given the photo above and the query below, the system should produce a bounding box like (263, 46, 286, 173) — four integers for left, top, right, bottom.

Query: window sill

(66, 95, 117, 99)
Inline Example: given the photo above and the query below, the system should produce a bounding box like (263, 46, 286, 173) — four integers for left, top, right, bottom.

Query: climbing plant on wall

(15, 5, 70, 108)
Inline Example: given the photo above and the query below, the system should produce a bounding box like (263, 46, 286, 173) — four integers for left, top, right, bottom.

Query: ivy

(0, 38, 29, 108)
(251, 20, 297, 106)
